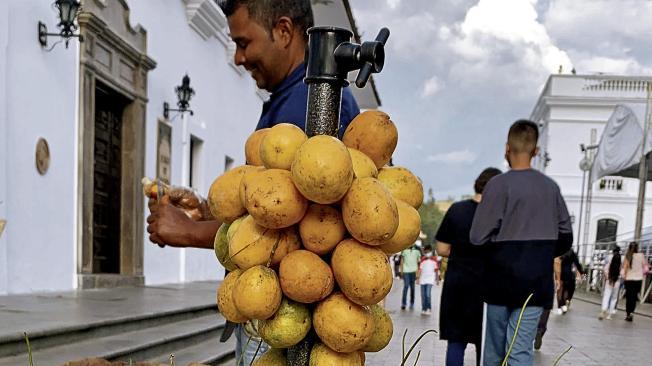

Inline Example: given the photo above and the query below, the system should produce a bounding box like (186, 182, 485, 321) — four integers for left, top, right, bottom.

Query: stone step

(145, 335, 235, 366)
(0, 304, 218, 358)
(0, 312, 229, 366)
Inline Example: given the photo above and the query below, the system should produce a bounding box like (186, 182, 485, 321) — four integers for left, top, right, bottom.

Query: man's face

(228, 7, 286, 91)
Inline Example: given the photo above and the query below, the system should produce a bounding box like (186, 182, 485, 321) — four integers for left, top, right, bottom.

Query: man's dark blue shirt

(256, 63, 360, 137)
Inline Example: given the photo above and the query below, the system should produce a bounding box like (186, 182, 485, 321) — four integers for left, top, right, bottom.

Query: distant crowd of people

(392, 120, 651, 366)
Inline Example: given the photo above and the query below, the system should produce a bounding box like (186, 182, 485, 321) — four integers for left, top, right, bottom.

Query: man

(470, 120, 572, 366)
(147, 1, 360, 364)
(399, 244, 422, 310)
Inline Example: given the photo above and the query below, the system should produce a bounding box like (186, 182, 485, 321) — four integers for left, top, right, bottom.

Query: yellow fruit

(377, 166, 424, 209)
(208, 165, 258, 223)
(309, 343, 361, 366)
(331, 239, 393, 305)
(233, 265, 282, 320)
(252, 348, 286, 365)
(378, 200, 422, 255)
(313, 292, 374, 353)
(242, 169, 308, 229)
(226, 215, 247, 244)
(348, 148, 378, 179)
(260, 123, 308, 170)
(216, 269, 247, 323)
(291, 135, 354, 204)
(342, 177, 399, 245)
(358, 351, 366, 365)
(259, 298, 312, 348)
(239, 165, 266, 207)
(299, 204, 346, 255)
(245, 128, 270, 167)
(342, 111, 398, 169)
(229, 215, 279, 270)
(269, 226, 302, 266)
(214, 223, 237, 271)
(279, 250, 334, 303)
(362, 304, 393, 352)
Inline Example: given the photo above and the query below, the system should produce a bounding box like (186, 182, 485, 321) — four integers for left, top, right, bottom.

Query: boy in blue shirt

(470, 120, 572, 366)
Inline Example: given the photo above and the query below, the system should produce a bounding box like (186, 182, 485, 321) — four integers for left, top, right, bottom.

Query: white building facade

(0, 0, 379, 295)
(530, 74, 652, 263)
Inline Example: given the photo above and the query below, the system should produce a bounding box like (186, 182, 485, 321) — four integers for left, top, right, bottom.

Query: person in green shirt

(400, 244, 423, 310)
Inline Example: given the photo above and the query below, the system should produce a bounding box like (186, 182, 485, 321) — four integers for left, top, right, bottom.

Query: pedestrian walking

(623, 242, 650, 321)
(400, 244, 422, 310)
(470, 120, 573, 366)
(557, 248, 585, 314)
(599, 246, 622, 320)
(436, 167, 502, 366)
(417, 245, 439, 316)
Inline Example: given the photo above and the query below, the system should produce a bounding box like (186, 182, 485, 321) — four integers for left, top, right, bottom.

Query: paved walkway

(367, 280, 652, 365)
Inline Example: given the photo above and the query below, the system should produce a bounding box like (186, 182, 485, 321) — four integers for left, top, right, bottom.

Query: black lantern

(164, 74, 195, 119)
(38, 0, 84, 49)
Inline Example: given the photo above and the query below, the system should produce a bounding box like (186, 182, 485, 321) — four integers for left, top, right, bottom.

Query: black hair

(423, 245, 432, 251)
(474, 167, 502, 194)
(608, 247, 621, 284)
(218, 0, 314, 41)
(508, 119, 539, 154)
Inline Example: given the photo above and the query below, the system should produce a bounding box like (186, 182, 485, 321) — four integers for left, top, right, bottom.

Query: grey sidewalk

(573, 288, 652, 318)
(367, 279, 652, 365)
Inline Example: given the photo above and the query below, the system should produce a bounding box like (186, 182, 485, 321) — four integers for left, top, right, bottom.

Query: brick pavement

(366, 279, 652, 365)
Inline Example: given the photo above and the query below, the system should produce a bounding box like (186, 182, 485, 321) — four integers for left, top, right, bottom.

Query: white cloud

(420, 75, 443, 98)
(575, 56, 652, 75)
(386, 0, 401, 9)
(427, 149, 477, 164)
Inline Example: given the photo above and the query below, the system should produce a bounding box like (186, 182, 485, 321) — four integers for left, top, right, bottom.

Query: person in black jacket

(557, 248, 585, 314)
(436, 167, 502, 366)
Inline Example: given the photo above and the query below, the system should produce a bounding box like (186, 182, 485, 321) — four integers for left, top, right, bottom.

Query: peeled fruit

(348, 148, 378, 179)
(245, 128, 269, 166)
(342, 111, 398, 169)
(233, 265, 282, 320)
(362, 304, 393, 352)
(313, 292, 374, 353)
(208, 165, 258, 223)
(252, 348, 286, 366)
(377, 166, 424, 209)
(229, 215, 279, 270)
(378, 200, 422, 255)
(214, 223, 237, 271)
(299, 204, 346, 255)
(331, 239, 393, 306)
(309, 343, 361, 366)
(242, 169, 308, 229)
(216, 269, 247, 323)
(279, 250, 334, 303)
(269, 226, 301, 266)
(259, 298, 311, 348)
(291, 135, 354, 204)
(342, 177, 399, 245)
(260, 123, 308, 170)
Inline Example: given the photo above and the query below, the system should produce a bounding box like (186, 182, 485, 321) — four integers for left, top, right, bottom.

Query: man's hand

(147, 201, 196, 247)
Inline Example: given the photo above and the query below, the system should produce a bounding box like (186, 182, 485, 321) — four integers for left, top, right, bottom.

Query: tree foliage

(418, 188, 446, 247)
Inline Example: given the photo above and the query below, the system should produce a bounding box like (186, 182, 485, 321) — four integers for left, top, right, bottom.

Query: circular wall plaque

(35, 138, 50, 175)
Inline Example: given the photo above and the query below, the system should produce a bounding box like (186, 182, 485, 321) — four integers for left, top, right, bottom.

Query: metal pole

(577, 160, 587, 253)
(634, 83, 651, 241)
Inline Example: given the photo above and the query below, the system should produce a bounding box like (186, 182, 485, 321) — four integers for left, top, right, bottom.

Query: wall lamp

(38, 0, 84, 49)
(163, 74, 195, 119)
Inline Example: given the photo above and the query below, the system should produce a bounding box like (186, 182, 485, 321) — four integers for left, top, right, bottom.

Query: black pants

(558, 279, 576, 308)
(537, 309, 551, 336)
(624, 280, 642, 315)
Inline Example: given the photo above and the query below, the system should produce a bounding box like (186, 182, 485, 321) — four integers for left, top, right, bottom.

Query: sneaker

(555, 308, 563, 315)
(534, 333, 543, 350)
(561, 305, 568, 314)
(401, 306, 406, 310)
(606, 314, 612, 320)
(420, 310, 427, 316)
(625, 314, 633, 322)
(426, 309, 432, 315)
(598, 311, 605, 320)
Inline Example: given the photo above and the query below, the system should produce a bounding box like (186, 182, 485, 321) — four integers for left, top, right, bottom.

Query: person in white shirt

(417, 245, 439, 315)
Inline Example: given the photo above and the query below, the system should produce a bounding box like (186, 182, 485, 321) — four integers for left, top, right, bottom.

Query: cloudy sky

(349, 0, 652, 199)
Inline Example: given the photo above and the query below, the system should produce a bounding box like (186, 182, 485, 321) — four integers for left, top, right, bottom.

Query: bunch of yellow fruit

(212, 111, 423, 365)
